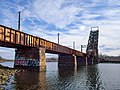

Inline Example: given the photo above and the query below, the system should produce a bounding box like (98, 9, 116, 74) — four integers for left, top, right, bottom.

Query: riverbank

(0, 59, 14, 63)
(0, 65, 17, 85)
(100, 61, 120, 63)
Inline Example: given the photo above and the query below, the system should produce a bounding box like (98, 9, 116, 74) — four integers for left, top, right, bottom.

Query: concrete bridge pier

(14, 47, 46, 71)
(76, 56, 86, 66)
(58, 54, 77, 67)
(39, 48, 46, 71)
(93, 56, 99, 64)
(87, 56, 93, 65)
(87, 55, 99, 65)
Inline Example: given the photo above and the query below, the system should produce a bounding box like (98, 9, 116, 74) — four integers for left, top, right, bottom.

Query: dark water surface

(0, 62, 120, 90)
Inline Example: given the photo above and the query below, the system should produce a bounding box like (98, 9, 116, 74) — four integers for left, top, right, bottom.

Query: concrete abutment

(58, 54, 87, 67)
(87, 55, 99, 65)
(58, 54, 98, 67)
(77, 56, 86, 66)
(58, 54, 76, 67)
(14, 47, 98, 70)
(14, 47, 46, 71)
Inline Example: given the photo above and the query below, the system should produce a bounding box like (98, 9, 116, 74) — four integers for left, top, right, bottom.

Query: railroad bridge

(0, 25, 99, 71)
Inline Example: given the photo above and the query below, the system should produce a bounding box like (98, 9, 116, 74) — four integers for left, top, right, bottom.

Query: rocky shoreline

(0, 65, 17, 85)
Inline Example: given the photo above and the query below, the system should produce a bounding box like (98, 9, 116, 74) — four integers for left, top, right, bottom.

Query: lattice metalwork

(86, 27, 99, 58)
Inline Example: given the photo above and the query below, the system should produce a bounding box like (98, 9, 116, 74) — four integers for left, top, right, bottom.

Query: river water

(0, 62, 120, 90)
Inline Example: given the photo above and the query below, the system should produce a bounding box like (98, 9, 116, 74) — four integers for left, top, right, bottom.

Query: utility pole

(58, 33, 59, 44)
(18, 11, 21, 31)
(81, 45, 83, 52)
(81, 45, 86, 52)
(73, 41, 75, 49)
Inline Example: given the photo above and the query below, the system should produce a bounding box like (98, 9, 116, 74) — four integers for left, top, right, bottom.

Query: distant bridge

(0, 25, 99, 71)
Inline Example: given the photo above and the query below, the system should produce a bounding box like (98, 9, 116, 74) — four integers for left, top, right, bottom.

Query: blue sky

(0, 0, 120, 59)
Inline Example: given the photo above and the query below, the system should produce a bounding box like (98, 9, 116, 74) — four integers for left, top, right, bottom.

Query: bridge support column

(87, 55, 97, 65)
(87, 56, 99, 65)
(39, 48, 46, 71)
(58, 54, 76, 67)
(87, 56, 92, 65)
(14, 47, 46, 71)
(76, 56, 86, 66)
(86, 56, 88, 66)
(93, 56, 99, 64)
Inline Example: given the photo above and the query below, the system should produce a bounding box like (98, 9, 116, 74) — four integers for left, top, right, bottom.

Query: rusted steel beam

(0, 24, 85, 56)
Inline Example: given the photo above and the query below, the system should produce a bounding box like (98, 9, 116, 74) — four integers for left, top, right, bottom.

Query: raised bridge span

(0, 24, 99, 71)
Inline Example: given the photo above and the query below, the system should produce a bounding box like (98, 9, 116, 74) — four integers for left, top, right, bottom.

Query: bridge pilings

(14, 47, 46, 71)
(76, 56, 99, 66)
(87, 56, 93, 65)
(39, 48, 46, 71)
(58, 54, 77, 67)
(58, 54, 98, 67)
(58, 54, 88, 67)
(92, 56, 99, 64)
(87, 56, 99, 65)
(76, 56, 86, 66)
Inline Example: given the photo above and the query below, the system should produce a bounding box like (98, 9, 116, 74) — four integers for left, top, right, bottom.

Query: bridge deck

(0, 25, 85, 56)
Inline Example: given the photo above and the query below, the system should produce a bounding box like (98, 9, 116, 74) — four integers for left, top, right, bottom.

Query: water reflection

(12, 65, 104, 90)
(39, 71, 47, 90)
(85, 65, 104, 90)
(58, 66, 76, 90)
(58, 66, 90, 90)
(14, 70, 47, 90)
(58, 66, 76, 78)
(1, 62, 120, 90)
(57, 65, 104, 90)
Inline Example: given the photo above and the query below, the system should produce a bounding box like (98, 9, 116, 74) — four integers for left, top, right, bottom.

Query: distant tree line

(46, 57, 58, 62)
(0, 56, 13, 62)
(99, 53, 120, 61)
(0, 56, 6, 62)
(0, 55, 58, 62)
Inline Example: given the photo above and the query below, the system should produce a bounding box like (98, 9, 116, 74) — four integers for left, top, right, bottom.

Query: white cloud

(0, 9, 17, 28)
(0, 0, 120, 58)
(108, 0, 120, 5)
(22, 10, 31, 18)
(33, 0, 79, 28)
(79, 26, 86, 31)
(100, 48, 120, 56)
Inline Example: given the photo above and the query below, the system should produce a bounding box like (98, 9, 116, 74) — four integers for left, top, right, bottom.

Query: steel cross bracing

(86, 28, 99, 58)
